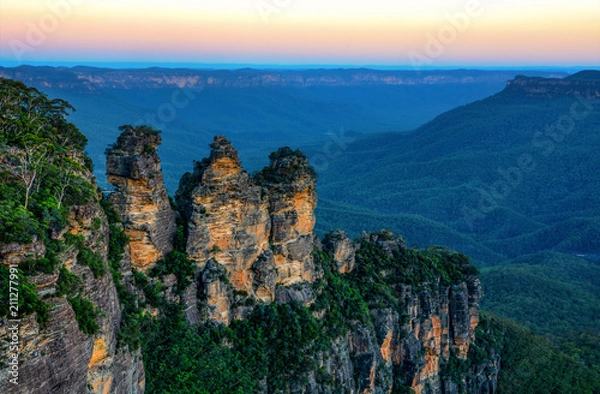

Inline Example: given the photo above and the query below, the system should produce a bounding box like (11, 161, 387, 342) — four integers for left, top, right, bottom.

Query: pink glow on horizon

(0, 0, 598, 66)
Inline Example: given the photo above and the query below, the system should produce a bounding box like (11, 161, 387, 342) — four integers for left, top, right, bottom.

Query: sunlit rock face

(106, 126, 177, 273)
(176, 137, 317, 324)
(259, 146, 318, 287)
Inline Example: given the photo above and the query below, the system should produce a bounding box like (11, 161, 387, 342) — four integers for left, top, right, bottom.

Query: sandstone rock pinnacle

(106, 125, 177, 273)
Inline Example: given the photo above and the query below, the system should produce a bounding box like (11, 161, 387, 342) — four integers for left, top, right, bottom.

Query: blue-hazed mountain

(314, 70, 600, 265)
(0, 66, 566, 191)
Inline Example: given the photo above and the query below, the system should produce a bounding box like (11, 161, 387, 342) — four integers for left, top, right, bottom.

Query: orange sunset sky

(0, 0, 599, 67)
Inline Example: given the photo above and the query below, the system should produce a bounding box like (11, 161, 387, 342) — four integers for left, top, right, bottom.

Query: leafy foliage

(67, 296, 100, 335)
(56, 266, 82, 296)
(64, 233, 106, 278)
(0, 78, 101, 328)
(0, 77, 96, 249)
(471, 313, 600, 393)
(140, 239, 478, 393)
(480, 252, 600, 336)
(142, 306, 257, 394)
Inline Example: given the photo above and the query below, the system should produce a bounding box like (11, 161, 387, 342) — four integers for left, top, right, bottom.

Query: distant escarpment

(505, 70, 600, 98)
(0, 66, 567, 91)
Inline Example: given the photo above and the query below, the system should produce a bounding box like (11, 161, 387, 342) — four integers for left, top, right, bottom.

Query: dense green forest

(314, 73, 600, 266)
(129, 236, 600, 394)
(0, 78, 99, 330)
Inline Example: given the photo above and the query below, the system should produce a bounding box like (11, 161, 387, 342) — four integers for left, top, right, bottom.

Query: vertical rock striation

(106, 126, 177, 273)
(313, 231, 492, 394)
(258, 147, 318, 286)
(176, 137, 318, 324)
(176, 136, 272, 323)
(0, 165, 144, 394)
(322, 229, 356, 274)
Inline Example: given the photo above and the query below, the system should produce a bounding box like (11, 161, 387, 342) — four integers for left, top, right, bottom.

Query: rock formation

(176, 137, 318, 323)
(322, 229, 356, 274)
(258, 146, 318, 286)
(106, 126, 177, 273)
(312, 231, 491, 394)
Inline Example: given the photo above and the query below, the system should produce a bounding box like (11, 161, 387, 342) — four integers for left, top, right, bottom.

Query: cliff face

(106, 126, 177, 273)
(176, 137, 317, 323)
(313, 233, 494, 394)
(505, 74, 600, 98)
(0, 159, 144, 394)
(259, 147, 318, 287)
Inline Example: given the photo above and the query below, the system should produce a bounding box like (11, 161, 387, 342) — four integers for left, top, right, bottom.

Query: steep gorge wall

(311, 232, 494, 394)
(0, 157, 144, 394)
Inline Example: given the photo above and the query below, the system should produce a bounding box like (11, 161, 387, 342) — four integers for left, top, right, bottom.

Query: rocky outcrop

(258, 147, 318, 286)
(106, 126, 177, 273)
(322, 229, 356, 274)
(286, 232, 494, 394)
(311, 284, 486, 394)
(0, 168, 144, 394)
(176, 137, 317, 324)
(505, 73, 600, 98)
(176, 136, 272, 323)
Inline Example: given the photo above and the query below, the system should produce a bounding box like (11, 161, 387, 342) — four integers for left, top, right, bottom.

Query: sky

(0, 0, 599, 68)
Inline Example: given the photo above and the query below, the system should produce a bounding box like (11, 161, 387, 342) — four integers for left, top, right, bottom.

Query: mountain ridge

(316, 71, 600, 261)
(0, 66, 569, 90)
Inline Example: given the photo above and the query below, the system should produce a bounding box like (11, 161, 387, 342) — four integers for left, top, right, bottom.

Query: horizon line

(1, 61, 598, 73)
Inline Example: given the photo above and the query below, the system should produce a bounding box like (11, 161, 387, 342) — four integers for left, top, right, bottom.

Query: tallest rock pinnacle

(176, 136, 318, 324)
